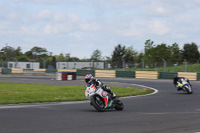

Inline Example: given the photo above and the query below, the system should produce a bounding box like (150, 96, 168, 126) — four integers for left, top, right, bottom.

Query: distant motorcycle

(176, 79, 193, 94)
(85, 84, 124, 112)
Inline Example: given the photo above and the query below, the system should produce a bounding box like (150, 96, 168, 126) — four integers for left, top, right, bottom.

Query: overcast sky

(0, 0, 200, 59)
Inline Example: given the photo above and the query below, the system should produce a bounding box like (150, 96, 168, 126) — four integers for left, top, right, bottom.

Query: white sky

(0, 0, 200, 59)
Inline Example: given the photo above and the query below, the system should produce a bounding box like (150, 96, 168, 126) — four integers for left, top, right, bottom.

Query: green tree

(153, 43, 171, 62)
(65, 53, 71, 61)
(111, 44, 126, 68)
(51, 56, 57, 68)
(182, 42, 199, 63)
(169, 43, 182, 63)
(0, 45, 23, 60)
(123, 46, 138, 68)
(25, 46, 48, 61)
(16, 55, 29, 61)
(56, 53, 66, 62)
(70, 57, 80, 61)
(24, 51, 33, 59)
(144, 40, 173, 67)
(90, 49, 102, 61)
(137, 52, 144, 68)
(31, 46, 48, 56)
(144, 39, 156, 62)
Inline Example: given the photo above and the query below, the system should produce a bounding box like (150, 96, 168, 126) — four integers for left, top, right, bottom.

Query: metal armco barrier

(1, 68, 11, 74)
(1, 68, 200, 81)
(56, 72, 76, 81)
(116, 71, 135, 78)
(197, 73, 200, 80)
(76, 69, 95, 76)
(159, 72, 177, 79)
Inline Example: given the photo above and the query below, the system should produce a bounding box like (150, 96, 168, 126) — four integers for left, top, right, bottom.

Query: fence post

(43, 58, 46, 69)
(184, 59, 187, 72)
(105, 60, 108, 69)
(14, 58, 19, 68)
(122, 59, 125, 71)
(162, 59, 166, 72)
(142, 58, 144, 71)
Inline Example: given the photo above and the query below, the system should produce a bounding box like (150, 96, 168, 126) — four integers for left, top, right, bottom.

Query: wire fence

(0, 58, 199, 72)
(108, 59, 199, 72)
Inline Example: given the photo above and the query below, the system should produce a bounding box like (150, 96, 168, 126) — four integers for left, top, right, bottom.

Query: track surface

(0, 75, 200, 133)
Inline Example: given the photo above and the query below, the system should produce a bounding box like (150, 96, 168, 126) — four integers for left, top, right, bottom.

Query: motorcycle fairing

(85, 85, 114, 109)
(177, 82, 183, 87)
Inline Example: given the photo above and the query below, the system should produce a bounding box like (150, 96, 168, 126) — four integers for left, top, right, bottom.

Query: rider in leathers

(173, 76, 192, 91)
(85, 74, 116, 99)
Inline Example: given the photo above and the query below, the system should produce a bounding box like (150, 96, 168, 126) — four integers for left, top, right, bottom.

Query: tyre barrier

(56, 72, 76, 81)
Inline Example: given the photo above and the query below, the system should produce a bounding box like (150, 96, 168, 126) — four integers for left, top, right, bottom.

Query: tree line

(0, 39, 199, 68)
(110, 40, 199, 68)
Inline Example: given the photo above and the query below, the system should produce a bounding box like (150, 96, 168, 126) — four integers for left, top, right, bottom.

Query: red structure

(56, 72, 76, 80)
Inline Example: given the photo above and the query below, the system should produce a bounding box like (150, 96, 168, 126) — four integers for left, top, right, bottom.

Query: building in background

(56, 61, 104, 69)
(7, 61, 40, 69)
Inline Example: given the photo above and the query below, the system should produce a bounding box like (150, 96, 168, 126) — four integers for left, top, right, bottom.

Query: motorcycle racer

(173, 76, 191, 91)
(85, 74, 116, 99)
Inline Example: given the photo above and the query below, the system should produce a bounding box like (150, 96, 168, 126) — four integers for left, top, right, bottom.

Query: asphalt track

(0, 75, 200, 133)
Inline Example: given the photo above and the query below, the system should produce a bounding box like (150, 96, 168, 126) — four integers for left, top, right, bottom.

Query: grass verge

(0, 82, 154, 104)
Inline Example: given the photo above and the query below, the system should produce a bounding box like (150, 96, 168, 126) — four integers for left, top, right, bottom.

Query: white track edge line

(119, 83, 158, 99)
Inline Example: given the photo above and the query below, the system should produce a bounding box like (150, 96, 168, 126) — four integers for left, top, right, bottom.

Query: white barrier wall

(8, 61, 40, 69)
(56, 62, 104, 69)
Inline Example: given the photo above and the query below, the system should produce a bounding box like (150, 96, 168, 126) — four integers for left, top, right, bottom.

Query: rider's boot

(108, 90, 116, 99)
(110, 91, 119, 103)
(103, 86, 116, 99)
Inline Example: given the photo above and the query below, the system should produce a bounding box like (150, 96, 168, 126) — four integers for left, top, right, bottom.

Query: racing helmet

(85, 74, 93, 83)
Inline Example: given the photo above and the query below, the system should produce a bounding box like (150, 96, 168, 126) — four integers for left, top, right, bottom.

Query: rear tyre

(91, 95, 105, 112)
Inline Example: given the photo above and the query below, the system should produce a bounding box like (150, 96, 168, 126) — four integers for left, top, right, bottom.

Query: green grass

(142, 64, 200, 72)
(0, 82, 154, 104)
(114, 63, 200, 72)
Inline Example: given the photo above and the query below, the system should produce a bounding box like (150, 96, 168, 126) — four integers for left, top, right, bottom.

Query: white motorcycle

(85, 84, 124, 112)
(176, 79, 193, 94)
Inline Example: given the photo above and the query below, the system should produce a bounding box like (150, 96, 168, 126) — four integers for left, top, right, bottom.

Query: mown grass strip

(0, 82, 154, 104)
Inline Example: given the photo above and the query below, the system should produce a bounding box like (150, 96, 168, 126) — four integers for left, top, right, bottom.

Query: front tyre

(114, 100, 124, 111)
(184, 85, 193, 94)
(91, 95, 105, 112)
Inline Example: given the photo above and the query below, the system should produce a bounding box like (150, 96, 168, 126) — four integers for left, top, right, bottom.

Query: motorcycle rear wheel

(91, 95, 105, 112)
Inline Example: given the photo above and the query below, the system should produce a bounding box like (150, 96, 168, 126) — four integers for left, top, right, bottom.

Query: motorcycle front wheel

(91, 95, 105, 112)
(114, 100, 124, 111)
(184, 85, 193, 94)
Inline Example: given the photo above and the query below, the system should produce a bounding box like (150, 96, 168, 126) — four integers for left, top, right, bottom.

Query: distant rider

(173, 76, 191, 91)
(85, 74, 116, 99)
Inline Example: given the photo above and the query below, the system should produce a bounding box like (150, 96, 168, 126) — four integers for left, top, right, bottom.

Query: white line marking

(0, 101, 88, 109)
(144, 112, 172, 115)
(120, 83, 158, 99)
(142, 111, 200, 115)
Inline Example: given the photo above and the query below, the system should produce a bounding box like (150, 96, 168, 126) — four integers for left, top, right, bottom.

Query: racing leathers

(88, 78, 116, 98)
